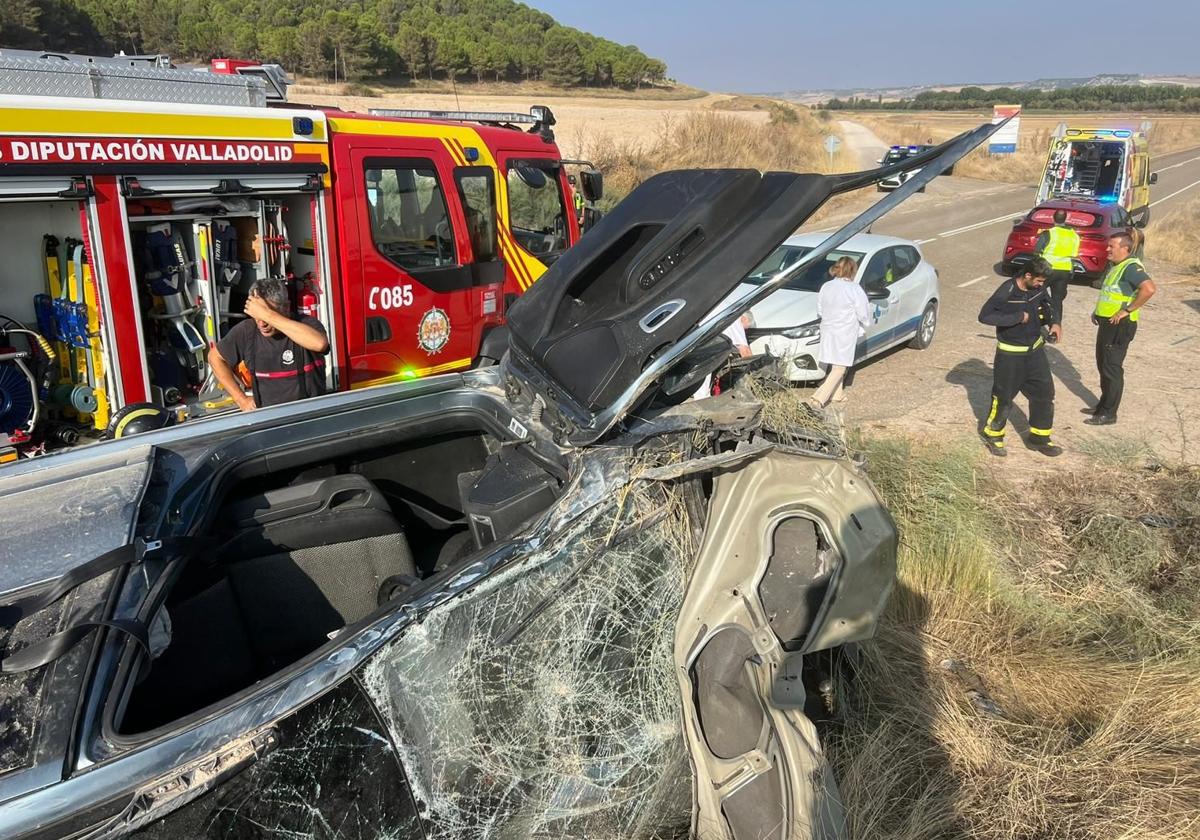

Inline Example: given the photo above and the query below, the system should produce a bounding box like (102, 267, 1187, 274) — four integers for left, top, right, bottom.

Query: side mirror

(875, 158, 883, 165)
(515, 165, 548, 190)
(865, 281, 889, 300)
(1135, 216, 1148, 230)
(579, 168, 603, 203)
(1149, 172, 1158, 185)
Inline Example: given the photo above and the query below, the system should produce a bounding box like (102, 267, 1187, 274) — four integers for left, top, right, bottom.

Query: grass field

(829, 433, 1200, 840)
(1147, 195, 1200, 271)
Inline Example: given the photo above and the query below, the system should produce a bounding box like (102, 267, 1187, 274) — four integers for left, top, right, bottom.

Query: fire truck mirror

(580, 169, 603, 203)
(514, 166, 548, 190)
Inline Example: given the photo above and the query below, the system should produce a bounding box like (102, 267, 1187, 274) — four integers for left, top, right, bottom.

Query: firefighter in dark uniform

(1084, 231, 1156, 425)
(1035, 208, 1079, 324)
(977, 256, 1063, 457)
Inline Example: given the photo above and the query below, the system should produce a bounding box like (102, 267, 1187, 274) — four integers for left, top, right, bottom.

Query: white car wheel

(910, 301, 937, 350)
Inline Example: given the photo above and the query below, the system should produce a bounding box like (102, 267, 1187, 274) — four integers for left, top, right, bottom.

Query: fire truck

(0, 51, 602, 461)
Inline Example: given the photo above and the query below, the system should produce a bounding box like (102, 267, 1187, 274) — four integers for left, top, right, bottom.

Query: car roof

(779, 231, 916, 252)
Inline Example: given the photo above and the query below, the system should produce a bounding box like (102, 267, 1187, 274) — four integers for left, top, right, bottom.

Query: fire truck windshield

(506, 161, 569, 257)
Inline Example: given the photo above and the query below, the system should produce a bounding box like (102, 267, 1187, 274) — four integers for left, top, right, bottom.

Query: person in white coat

(809, 256, 870, 408)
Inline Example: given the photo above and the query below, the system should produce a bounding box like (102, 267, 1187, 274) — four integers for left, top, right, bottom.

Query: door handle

(638, 299, 686, 334)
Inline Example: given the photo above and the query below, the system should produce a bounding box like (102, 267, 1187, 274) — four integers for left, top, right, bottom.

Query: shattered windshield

(361, 456, 699, 839)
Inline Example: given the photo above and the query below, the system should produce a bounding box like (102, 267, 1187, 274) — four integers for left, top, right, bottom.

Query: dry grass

(708, 94, 787, 111)
(826, 436, 1200, 840)
(1146, 195, 1200, 273)
(581, 108, 846, 209)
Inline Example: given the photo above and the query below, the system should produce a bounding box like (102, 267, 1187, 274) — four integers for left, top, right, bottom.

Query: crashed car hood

(504, 119, 1007, 445)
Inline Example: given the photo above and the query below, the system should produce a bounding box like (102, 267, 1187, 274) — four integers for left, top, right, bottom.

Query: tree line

(823, 84, 1200, 113)
(0, 0, 670, 88)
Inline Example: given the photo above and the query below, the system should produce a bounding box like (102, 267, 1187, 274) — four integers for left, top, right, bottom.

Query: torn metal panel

(676, 449, 898, 840)
(361, 468, 700, 840)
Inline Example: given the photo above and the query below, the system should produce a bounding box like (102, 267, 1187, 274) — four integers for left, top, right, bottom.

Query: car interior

(116, 426, 564, 734)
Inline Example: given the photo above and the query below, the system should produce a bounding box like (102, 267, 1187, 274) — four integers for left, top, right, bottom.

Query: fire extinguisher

(296, 272, 320, 319)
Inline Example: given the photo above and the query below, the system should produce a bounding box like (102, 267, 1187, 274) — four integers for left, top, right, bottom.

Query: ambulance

(0, 51, 601, 460)
(1036, 124, 1157, 225)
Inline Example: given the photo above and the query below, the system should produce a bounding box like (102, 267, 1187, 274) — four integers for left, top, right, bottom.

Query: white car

(735, 232, 940, 382)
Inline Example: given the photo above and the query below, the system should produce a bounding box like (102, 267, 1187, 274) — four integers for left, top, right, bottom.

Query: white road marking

(1150, 178, 1200, 208)
(938, 212, 1020, 238)
(957, 275, 989, 288)
(915, 237, 938, 244)
(1157, 155, 1200, 172)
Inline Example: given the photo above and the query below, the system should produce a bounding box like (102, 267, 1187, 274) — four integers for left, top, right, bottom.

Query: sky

(530, 0, 1200, 93)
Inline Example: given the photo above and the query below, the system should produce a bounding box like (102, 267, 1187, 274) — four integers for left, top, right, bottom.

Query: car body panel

(677, 449, 896, 840)
(1002, 198, 1128, 278)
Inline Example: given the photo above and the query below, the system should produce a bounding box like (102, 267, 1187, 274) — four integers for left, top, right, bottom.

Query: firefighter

(208, 277, 330, 411)
(1035, 209, 1079, 324)
(569, 173, 585, 226)
(1084, 231, 1156, 425)
(977, 256, 1063, 457)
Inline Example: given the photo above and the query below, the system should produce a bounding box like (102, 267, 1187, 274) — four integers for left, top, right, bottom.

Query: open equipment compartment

(121, 173, 328, 416)
(0, 184, 113, 450)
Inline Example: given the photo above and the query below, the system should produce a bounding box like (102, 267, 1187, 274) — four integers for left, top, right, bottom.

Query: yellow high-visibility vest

(1095, 257, 1144, 322)
(1041, 225, 1080, 272)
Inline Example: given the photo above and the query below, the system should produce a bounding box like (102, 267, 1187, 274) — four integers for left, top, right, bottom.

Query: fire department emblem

(417, 307, 451, 355)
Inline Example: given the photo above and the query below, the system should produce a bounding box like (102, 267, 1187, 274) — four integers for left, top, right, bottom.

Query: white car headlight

(781, 324, 820, 340)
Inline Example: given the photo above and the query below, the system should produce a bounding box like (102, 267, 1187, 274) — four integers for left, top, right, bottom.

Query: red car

(1002, 199, 1137, 280)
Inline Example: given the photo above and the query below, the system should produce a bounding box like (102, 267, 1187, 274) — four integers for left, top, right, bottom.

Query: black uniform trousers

(1095, 319, 1137, 417)
(984, 344, 1055, 444)
(1046, 270, 1071, 324)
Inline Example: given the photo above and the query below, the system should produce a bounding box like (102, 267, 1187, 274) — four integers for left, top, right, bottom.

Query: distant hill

(771, 73, 1200, 105)
(0, 0, 669, 89)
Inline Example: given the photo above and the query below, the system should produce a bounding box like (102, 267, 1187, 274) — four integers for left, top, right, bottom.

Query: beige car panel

(674, 450, 897, 839)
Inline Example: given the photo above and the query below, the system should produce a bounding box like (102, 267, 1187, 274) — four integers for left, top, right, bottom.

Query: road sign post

(823, 134, 841, 169)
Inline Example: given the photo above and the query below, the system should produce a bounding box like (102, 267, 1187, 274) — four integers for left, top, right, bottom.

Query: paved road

(807, 128, 1200, 465)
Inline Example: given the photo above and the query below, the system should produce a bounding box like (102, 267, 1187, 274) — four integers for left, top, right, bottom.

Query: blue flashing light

(1098, 195, 1119, 204)
(292, 116, 315, 136)
(1114, 130, 1132, 138)
(464, 146, 480, 162)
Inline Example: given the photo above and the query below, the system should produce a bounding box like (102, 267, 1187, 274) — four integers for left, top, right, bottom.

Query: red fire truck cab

(0, 51, 601, 460)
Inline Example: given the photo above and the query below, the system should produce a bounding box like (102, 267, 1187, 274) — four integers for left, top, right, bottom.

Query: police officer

(1084, 231, 1156, 425)
(978, 257, 1063, 457)
(1035, 209, 1079, 324)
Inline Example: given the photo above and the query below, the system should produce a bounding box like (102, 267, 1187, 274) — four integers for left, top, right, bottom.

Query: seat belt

(0, 537, 204, 673)
(2, 617, 150, 674)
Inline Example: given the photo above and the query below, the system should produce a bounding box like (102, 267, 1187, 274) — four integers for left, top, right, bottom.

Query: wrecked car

(0, 121, 998, 840)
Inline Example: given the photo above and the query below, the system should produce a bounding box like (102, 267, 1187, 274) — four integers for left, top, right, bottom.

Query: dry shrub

(952, 126, 1051, 184)
(1146, 194, 1200, 272)
(827, 436, 1200, 840)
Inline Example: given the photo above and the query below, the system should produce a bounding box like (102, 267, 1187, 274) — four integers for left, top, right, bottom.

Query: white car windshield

(743, 246, 867, 292)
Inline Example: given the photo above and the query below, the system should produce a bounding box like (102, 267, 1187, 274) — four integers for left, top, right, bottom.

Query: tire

(910, 301, 938, 350)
